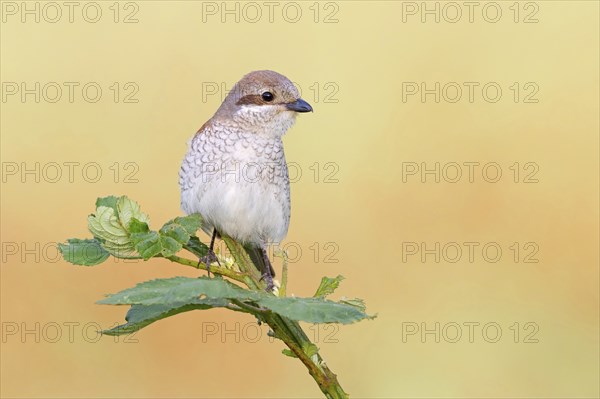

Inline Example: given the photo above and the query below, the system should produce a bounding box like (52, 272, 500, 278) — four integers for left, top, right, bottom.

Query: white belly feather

(180, 128, 290, 246)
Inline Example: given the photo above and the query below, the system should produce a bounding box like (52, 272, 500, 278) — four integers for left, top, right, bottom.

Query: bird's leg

(259, 247, 275, 291)
(198, 229, 221, 276)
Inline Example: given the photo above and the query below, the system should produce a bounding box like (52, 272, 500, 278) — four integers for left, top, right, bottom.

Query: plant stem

(266, 312, 348, 398)
(168, 237, 348, 397)
(165, 254, 248, 285)
(220, 236, 349, 399)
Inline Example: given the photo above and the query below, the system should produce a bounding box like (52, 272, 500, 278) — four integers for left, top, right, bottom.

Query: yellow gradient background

(1, 1, 598, 398)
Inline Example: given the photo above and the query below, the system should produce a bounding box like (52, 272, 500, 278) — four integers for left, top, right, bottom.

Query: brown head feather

(213, 70, 300, 119)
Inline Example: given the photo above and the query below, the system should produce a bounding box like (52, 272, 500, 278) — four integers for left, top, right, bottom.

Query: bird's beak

(286, 98, 313, 113)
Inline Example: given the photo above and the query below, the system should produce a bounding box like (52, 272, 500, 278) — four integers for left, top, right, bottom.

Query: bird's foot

(198, 251, 220, 277)
(259, 273, 275, 292)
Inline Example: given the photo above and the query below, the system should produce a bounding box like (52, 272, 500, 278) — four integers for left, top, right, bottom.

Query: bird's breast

(180, 128, 291, 245)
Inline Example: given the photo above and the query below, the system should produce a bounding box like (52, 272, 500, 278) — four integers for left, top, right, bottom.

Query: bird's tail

(244, 245, 276, 277)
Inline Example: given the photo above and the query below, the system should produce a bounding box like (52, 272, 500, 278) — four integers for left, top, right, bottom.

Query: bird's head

(214, 70, 313, 137)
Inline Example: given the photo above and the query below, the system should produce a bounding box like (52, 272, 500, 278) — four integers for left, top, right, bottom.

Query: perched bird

(179, 70, 312, 290)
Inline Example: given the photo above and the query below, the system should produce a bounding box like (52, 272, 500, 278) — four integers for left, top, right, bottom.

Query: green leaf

(339, 298, 367, 312)
(88, 206, 127, 243)
(87, 196, 150, 258)
(116, 196, 150, 229)
(173, 214, 203, 235)
(314, 275, 345, 297)
(282, 349, 298, 358)
(102, 298, 229, 336)
(158, 214, 203, 247)
(98, 277, 374, 325)
(130, 230, 183, 260)
(58, 238, 110, 266)
(184, 236, 209, 258)
(130, 231, 162, 260)
(88, 206, 136, 258)
(160, 235, 182, 257)
(303, 342, 319, 357)
(129, 217, 150, 234)
(123, 214, 204, 260)
(257, 296, 373, 325)
(160, 223, 190, 245)
(97, 276, 260, 306)
(95, 196, 119, 212)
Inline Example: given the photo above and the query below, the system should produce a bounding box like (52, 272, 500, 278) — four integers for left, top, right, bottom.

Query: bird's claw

(198, 251, 220, 277)
(259, 273, 275, 292)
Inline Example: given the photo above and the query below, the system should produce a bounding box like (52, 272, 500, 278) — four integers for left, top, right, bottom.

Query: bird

(179, 70, 313, 290)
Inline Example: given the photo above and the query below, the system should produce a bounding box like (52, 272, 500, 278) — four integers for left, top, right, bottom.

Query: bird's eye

(261, 91, 274, 102)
